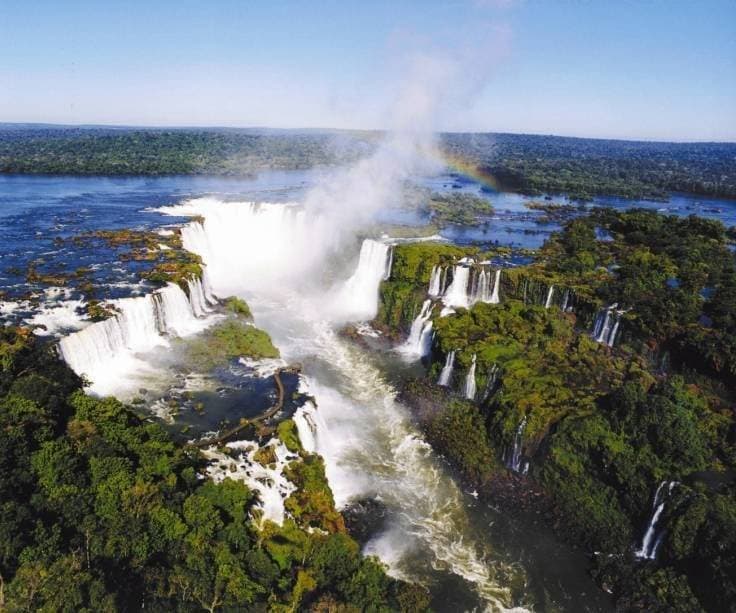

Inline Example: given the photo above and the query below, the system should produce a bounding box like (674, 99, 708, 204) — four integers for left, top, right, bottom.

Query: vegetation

(2, 125, 734, 201)
(377, 208, 736, 611)
(442, 132, 736, 200)
(0, 327, 428, 611)
(186, 319, 279, 368)
(426, 192, 494, 226)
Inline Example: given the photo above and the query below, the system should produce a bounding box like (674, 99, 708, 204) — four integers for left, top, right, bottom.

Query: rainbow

(441, 152, 501, 192)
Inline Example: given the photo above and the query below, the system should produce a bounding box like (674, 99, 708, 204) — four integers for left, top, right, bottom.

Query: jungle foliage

(0, 327, 427, 611)
(379, 207, 736, 611)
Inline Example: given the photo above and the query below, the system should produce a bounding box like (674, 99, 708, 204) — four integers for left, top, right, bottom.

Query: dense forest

(0, 326, 428, 611)
(374, 208, 736, 611)
(2, 125, 734, 201)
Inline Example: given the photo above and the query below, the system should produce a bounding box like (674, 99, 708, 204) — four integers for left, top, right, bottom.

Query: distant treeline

(442, 132, 736, 201)
(1, 125, 734, 200)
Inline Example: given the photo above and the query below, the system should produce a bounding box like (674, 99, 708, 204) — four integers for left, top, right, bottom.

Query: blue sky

(1, 0, 734, 141)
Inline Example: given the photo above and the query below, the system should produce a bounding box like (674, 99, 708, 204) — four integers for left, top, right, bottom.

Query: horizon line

(1, 121, 734, 146)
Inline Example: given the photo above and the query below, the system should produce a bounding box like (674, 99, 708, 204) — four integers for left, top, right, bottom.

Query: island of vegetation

(372, 207, 736, 612)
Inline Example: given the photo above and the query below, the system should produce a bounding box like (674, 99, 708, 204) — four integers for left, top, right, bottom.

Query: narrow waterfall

(384, 246, 394, 281)
(635, 481, 679, 560)
(544, 284, 555, 309)
(443, 266, 471, 309)
(438, 350, 456, 386)
(489, 269, 501, 304)
(338, 239, 391, 321)
(464, 354, 477, 400)
(470, 269, 491, 304)
(400, 300, 434, 358)
(592, 304, 621, 346)
(506, 417, 528, 474)
(481, 363, 500, 404)
(428, 265, 444, 297)
(561, 289, 570, 312)
(59, 280, 213, 396)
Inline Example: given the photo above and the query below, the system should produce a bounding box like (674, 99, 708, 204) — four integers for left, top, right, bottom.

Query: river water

(2, 171, 735, 611)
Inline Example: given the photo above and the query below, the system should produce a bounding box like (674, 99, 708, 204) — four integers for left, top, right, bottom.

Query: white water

(544, 285, 554, 309)
(443, 266, 471, 309)
(506, 417, 528, 474)
(336, 238, 392, 321)
(203, 438, 299, 526)
(489, 269, 501, 304)
(592, 304, 621, 346)
(464, 353, 477, 400)
(428, 265, 444, 297)
(635, 481, 678, 560)
(59, 281, 214, 396)
(400, 299, 434, 359)
(168, 199, 523, 610)
(438, 350, 456, 387)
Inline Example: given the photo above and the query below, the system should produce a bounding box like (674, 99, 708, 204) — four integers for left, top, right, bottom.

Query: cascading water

(443, 265, 471, 308)
(166, 198, 530, 611)
(635, 481, 679, 560)
(384, 245, 394, 280)
(464, 353, 477, 400)
(400, 300, 434, 359)
(544, 285, 555, 309)
(506, 417, 528, 474)
(592, 304, 621, 346)
(428, 265, 444, 297)
(470, 269, 490, 304)
(560, 289, 570, 312)
(489, 269, 501, 304)
(337, 238, 392, 321)
(59, 280, 214, 396)
(438, 350, 456, 387)
(481, 363, 500, 404)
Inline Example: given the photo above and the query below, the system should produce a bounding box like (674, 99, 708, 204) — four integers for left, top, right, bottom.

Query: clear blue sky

(1, 0, 734, 141)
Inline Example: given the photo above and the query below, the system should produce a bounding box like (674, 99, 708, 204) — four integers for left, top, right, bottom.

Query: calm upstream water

(1, 171, 735, 611)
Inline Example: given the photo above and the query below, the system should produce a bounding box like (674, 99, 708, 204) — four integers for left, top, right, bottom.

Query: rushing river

(2, 172, 735, 611)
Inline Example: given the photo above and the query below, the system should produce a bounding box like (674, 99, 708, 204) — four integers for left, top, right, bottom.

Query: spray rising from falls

(59, 279, 217, 396)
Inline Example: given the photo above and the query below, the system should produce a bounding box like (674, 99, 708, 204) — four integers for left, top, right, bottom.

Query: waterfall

(400, 300, 434, 358)
(438, 350, 456, 387)
(481, 364, 500, 404)
(544, 285, 555, 309)
(506, 417, 528, 473)
(59, 280, 212, 396)
(443, 266, 471, 309)
(470, 269, 491, 305)
(384, 246, 394, 280)
(186, 277, 213, 319)
(592, 304, 621, 346)
(489, 269, 501, 304)
(337, 239, 392, 321)
(428, 265, 444, 297)
(561, 289, 570, 312)
(464, 354, 477, 400)
(635, 481, 679, 560)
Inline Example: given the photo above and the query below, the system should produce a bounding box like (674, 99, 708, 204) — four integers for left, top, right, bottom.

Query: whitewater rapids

(161, 197, 527, 612)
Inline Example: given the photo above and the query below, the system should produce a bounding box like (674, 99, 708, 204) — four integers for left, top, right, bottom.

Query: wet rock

(342, 498, 389, 545)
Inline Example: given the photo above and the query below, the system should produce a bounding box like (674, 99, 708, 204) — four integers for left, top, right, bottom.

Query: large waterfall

(635, 481, 679, 560)
(162, 198, 522, 610)
(464, 353, 477, 400)
(399, 300, 434, 359)
(489, 269, 501, 304)
(428, 265, 445, 297)
(59, 280, 215, 396)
